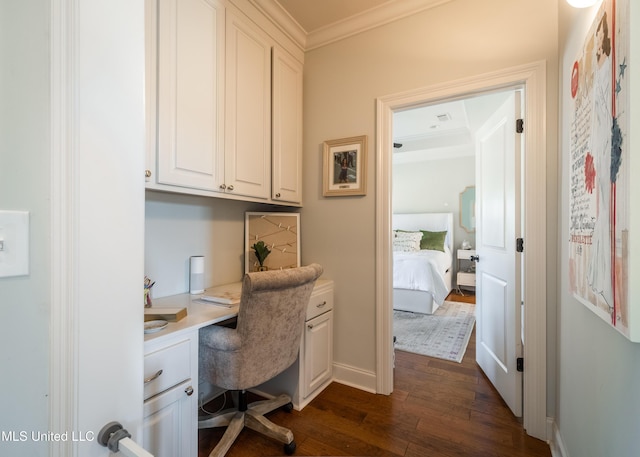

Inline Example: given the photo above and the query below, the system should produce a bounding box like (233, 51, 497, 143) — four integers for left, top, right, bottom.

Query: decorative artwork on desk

(568, 0, 634, 340)
(322, 135, 367, 196)
(245, 212, 301, 274)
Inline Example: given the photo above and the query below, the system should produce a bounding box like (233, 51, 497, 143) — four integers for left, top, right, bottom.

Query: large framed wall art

(568, 0, 635, 340)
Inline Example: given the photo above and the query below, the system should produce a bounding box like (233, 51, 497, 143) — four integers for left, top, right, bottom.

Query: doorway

(390, 87, 517, 380)
(375, 61, 548, 440)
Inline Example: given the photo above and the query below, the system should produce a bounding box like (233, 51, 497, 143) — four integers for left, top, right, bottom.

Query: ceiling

(392, 91, 514, 164)
(272, 0, 512, 164)
(276, 0, 390, 33)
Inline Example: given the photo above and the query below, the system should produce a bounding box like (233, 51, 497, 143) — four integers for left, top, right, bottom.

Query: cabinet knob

(185, 386, 194, 396)
(144, 369, 163, 384)
(316, 301, 327, 308)
(227, 185, 234, 191)
(307, 324, 314, 330)
(275, 193, 281, 198)
(219, 184, 226, 190)
(144, 170, 152, 178)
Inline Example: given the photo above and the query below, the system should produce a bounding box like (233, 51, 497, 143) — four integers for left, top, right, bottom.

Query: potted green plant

(251, 240, 271, 271)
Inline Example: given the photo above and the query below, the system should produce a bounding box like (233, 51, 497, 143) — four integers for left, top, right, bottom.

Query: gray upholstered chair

(198, 263, 323, 456)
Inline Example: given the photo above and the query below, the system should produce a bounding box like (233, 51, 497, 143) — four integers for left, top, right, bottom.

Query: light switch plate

(0, 210, 30, 278)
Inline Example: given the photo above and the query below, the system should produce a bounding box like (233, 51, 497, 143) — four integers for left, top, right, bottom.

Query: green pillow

(419, 230, 447, 252)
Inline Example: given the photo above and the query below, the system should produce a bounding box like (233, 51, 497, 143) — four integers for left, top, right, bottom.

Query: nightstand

(456, 249, 476, 294)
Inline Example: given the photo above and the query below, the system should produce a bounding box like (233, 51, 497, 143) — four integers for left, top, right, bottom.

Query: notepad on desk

(144, 307, 187, 322)
(198, 292, 240, 306)
(195, 282, 242, 307)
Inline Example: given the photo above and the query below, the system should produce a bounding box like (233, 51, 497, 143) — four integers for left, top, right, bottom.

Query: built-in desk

(142, 279, 333, 457)
(144, 282, 242, 346)
(142, 284, 239, 457)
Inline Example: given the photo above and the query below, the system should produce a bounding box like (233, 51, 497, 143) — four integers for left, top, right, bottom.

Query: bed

(392, 212, 454, 314)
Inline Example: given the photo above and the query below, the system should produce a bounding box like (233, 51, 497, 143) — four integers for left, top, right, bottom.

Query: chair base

(199, 392, 296, 457)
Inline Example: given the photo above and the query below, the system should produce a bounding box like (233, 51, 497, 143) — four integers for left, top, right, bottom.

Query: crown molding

(251, 0, 452, 52)
(248, 0, 307, 51)
(305, 0, 452, 51)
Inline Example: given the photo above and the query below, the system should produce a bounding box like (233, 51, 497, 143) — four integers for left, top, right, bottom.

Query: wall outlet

(0, 210, 30, 278)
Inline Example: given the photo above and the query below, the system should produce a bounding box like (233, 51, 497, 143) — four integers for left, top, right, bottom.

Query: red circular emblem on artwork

(571, 61, 579, 99)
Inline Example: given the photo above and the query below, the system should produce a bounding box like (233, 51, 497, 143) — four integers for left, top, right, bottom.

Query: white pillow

(392, 231, 422, 252)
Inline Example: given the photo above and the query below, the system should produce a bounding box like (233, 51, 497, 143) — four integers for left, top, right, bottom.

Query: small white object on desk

(189, 255, 205, 294)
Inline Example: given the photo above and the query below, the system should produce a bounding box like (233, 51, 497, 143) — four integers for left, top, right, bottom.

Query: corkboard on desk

(245, 212, 300, 273)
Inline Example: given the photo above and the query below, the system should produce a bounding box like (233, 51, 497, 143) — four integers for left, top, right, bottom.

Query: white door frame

(375, 61, 547, 440)
(49, 1, 146, 455)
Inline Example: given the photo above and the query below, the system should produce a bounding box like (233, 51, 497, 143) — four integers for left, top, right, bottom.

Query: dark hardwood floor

(199, 289, 551, 457)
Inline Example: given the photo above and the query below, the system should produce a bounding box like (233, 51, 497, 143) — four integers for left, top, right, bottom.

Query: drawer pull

(307, 324, 314, 329)
(316, 301, 327, 308)
(144, 369, 163, 384)
(185, 386, 194, 396)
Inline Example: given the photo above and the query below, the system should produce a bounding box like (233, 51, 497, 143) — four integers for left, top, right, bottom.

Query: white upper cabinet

(223, 10, 271, 200)
(145, 0, 304, 205)
(154, 0, 225, 191)
(272, 46, 303, 204)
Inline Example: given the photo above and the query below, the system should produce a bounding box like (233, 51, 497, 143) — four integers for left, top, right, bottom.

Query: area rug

(393, 300, 475, 363)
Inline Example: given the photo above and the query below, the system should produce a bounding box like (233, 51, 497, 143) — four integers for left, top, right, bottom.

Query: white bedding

(393, 247, 452, 305)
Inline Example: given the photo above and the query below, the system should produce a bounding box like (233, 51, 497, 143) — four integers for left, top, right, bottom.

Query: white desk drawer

(144, 338, 191, 400)
(307, 288, 333, 321)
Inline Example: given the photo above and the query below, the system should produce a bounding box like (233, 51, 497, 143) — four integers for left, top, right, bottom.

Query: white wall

(555, 2, 640, 456)
(301, 0, 558, 392)
(0, 1, 51, 454)
(144, 192, 296, 298)
(393, 156, 476, 250)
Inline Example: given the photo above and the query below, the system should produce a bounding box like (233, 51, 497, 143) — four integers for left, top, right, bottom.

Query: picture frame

(245, 212, 301, 274)
(322, 135, 367, 196)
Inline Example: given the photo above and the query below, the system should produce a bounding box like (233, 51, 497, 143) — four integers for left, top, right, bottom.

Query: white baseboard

(548, 418, 569, 457)
(332, 362, 377, 393)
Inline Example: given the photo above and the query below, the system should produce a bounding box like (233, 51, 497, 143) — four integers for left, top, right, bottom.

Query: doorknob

(98, 422, 153, 457)
(470, 255, 479, 262)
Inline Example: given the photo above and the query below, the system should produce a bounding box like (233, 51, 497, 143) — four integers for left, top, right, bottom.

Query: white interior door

(475, 91, 523, 417)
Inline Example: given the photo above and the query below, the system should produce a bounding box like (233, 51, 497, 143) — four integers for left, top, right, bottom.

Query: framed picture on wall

(322, 135, 367, 196)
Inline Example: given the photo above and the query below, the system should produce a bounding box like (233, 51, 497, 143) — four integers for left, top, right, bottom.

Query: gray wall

(555, 2, 640, 456)
(0, 0, 51, 454)
(301, 0, 559, 391)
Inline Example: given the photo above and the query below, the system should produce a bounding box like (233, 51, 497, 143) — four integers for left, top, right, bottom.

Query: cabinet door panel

(303, 312, 333, 398)
(157, 0, 225, 191)
(225, 11, 271, 199)
(143, 379, 195, 457)
(272, 47, 303, 203)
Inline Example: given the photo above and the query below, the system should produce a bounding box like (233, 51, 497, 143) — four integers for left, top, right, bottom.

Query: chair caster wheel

(284, 440, 296, 455)
(283, 402, 294, 413)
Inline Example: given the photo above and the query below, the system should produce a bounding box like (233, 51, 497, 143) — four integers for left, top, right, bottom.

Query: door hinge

(516, 118, 524, 133)
(517, 357, 524, 372)
(516, 237, 524, 253)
